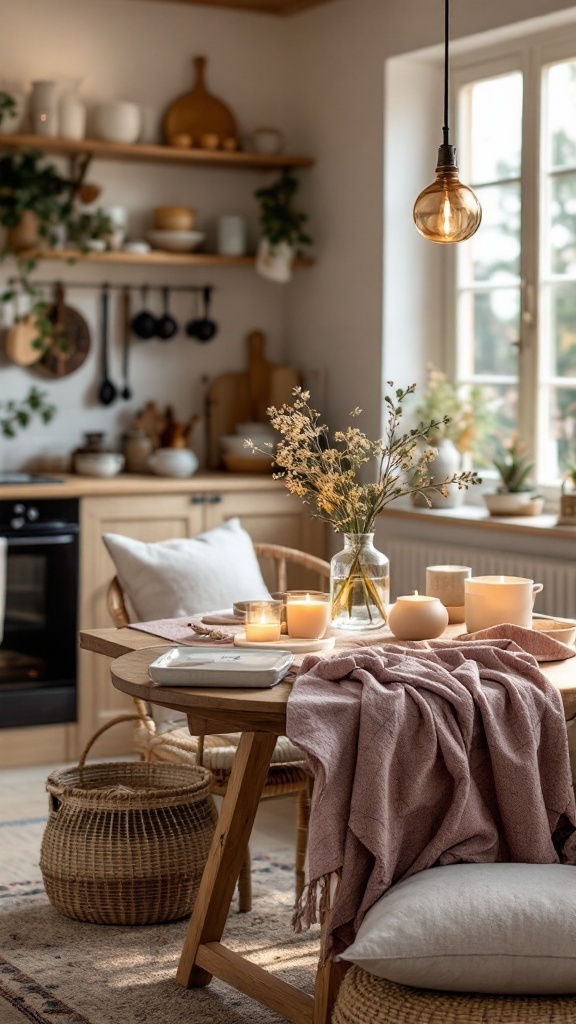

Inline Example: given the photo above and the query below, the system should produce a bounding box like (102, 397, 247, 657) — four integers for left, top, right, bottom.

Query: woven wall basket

(40, 718, 218, 925)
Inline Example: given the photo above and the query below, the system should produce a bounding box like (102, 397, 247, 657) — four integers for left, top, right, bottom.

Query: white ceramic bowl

(74, 452, 125, 477)
(147, 448, 198, 478)
(146, 229, 205, 253)
(235, 421, 276, 443)
(93, 101, 142, 144)
(532, 616, 576, 646)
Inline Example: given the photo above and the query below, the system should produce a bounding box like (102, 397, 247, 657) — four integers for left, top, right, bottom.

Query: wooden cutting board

(205, 330, 300, 468)
(163, 56, 238, 147)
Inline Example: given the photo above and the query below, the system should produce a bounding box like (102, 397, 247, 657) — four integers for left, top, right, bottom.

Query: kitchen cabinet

(77, 482, 325, 757)
(0, 133, 314, 269)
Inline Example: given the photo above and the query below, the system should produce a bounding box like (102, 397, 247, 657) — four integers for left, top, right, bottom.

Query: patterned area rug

(0, 821, 319, 1024)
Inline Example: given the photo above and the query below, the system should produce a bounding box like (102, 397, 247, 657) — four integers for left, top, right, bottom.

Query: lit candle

(244, 600, 282, 642)
(286, 591, 331, 640)
(388, 590, 449, 641)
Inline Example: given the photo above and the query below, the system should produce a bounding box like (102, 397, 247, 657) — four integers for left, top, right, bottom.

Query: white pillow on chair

(103, 517, 271, 622)
(339, 862, 576, 995)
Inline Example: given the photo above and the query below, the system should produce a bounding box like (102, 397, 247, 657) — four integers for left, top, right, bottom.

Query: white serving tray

(148, 646, 294, 688)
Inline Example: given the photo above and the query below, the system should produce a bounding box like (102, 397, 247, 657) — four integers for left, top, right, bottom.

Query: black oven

(0, 497, 79, 729)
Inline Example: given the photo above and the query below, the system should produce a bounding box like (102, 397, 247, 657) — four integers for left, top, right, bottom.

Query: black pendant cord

(437, 0, 457, 168)
(443, 0, 450, 147)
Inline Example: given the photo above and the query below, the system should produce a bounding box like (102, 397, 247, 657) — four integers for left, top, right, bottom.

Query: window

(452, 39, 576, 482)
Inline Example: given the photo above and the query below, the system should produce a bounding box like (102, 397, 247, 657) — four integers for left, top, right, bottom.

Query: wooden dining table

(79, 622, 576, 1024)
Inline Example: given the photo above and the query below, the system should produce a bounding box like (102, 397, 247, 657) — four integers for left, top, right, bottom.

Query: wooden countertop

(0, 471, 284, 501)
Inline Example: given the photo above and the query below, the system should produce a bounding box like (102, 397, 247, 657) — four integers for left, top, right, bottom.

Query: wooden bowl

(152, 206, 196, 231)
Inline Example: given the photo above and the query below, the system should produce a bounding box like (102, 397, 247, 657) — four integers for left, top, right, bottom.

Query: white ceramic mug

(464, 575, 544, 633)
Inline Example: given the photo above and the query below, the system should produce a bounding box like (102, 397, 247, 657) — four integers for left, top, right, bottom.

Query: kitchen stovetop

(0, 473, 65, 485)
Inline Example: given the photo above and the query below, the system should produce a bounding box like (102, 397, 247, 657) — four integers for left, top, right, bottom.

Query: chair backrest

(107, 541, 330, 627)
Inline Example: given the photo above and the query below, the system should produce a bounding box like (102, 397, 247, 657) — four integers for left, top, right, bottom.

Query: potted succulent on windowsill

(254, 170, 312, 283)
(483, 435, 544, 516)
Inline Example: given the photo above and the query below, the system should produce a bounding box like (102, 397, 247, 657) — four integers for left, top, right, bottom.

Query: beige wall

(1, 0, 576, 470)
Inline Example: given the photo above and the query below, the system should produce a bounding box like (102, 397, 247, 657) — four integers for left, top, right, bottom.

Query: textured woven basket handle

(78, 714, 144, 768)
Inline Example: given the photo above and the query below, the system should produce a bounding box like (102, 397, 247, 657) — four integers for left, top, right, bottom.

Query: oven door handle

(6, 534, 77, 547)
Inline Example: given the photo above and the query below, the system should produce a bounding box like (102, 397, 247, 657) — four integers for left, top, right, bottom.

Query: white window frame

(448, 30, 576, 486)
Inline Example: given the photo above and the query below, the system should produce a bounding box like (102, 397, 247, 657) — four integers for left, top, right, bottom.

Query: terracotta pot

(7, 211, 40, 252)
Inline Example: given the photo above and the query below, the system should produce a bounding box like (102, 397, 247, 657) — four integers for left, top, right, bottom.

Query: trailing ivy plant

(0, 386, 56, 439)
(254, 170, 312, 253)
(0, 91, 17, 129)
(0, 149, 75, 245)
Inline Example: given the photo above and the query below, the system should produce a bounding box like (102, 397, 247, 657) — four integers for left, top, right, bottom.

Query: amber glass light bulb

(413, 148, 482, 244)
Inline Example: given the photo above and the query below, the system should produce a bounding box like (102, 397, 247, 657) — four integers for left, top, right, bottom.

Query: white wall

(2, 0, 576, 472)
(0, 0, 292, 470)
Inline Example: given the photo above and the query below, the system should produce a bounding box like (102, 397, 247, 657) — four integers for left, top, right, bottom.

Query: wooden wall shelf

(21, 248, 314, 269)
(0, 133, 314, 170)
(127, 0, 334, 14)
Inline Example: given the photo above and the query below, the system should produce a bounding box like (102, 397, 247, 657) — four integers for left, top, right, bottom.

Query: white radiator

(386, 539, 576, 619)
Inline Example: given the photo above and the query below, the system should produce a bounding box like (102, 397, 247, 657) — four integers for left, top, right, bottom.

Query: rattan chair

(106, 541, 330, 913)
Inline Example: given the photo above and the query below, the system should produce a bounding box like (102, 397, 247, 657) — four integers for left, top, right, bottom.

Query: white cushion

(339, 863, 576, 995)
(103, 518, 271, 622)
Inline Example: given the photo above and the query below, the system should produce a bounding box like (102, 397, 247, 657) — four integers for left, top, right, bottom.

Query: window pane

(547, 61, 576, 170)
(473, 383, 519, 466)
(549, 172, 576, 274)
(548, 386, 576, 474)
(549, 283, 576, 377)
(469, 182, 521, 281)
(469, 73, 522, 183)
(459, 290, 520, 376)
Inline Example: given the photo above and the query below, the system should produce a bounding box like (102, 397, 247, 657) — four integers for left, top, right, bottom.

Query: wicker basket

(332, 965, 576, 1023)
(40, 715, 218, 925)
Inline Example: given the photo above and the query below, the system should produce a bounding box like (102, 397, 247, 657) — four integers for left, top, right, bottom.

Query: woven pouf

(332, 965, 576, 1023)
(40, 761, 218, 925)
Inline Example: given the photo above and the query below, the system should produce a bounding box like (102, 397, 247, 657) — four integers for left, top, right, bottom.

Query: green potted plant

(483, 435, 543, 515)
(411, 365, 484, 508)
(0, 149, 76, 251)
(254, 170, 312, 282)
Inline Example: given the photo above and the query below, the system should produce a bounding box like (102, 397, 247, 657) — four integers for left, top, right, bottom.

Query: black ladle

(156, 286, 178, 341)
(185, 289, 202, 339)
(131, 285, 157, 340)
(121, 286, 132, 400)
(194, 285, 218, 343)
(98, 284, 117, 406)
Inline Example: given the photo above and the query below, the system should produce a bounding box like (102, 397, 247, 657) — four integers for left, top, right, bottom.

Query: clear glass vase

(330, 533, 390, 631)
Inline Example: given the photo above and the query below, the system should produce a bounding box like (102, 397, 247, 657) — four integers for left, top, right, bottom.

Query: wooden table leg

(176, 729, 278, 989)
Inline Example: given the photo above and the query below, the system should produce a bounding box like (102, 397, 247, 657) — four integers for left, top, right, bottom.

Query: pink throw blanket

(287, 638, 576, 958)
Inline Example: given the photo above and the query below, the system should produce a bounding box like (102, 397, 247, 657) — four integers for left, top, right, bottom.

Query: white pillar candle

(388, 591, 449, 641)
(425, 564, 472, 624)
(286, 592, 331, 639)
(244, 600, 281, 643)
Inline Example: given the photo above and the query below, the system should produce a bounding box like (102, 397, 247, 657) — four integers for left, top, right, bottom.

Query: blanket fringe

(291, 872, 332, 933)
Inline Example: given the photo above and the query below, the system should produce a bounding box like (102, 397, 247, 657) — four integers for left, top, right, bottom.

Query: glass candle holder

(286, 591, 331, 639)
(244, 600, 282, 643)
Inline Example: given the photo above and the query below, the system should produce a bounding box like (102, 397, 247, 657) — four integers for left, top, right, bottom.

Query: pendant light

(413, 0, 482, 243)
